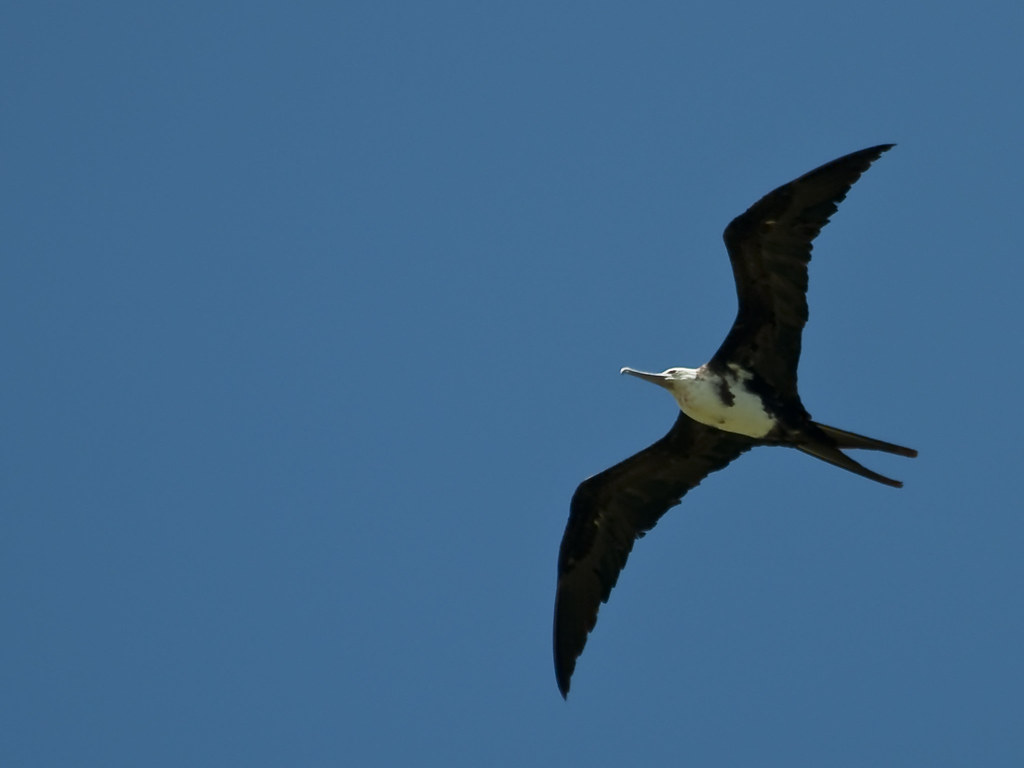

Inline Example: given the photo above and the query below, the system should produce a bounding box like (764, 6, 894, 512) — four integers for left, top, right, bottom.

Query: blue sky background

(4, 2, 1023, 766)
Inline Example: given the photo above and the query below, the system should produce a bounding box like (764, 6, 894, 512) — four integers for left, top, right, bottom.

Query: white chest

(668, 366, 775, 438)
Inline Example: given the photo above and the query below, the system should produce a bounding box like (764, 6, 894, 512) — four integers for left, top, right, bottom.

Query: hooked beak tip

(620, 367, 671, 389)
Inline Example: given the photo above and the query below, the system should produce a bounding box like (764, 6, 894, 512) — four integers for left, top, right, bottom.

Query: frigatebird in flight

(553, 145, 917, 698)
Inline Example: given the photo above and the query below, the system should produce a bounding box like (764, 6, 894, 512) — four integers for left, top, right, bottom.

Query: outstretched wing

(711, 144, 893, 399)
(553, 414, 754, 697)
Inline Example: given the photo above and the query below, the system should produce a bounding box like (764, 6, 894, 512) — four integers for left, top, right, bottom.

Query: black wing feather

(711, 144, 893, 399)
(553, 414, 754, 697)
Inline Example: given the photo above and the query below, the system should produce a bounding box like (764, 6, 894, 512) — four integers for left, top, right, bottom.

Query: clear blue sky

(4, 2, 1023, 766)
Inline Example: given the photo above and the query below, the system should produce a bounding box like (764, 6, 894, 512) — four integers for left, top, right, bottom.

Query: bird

(553, 144, 917, 698)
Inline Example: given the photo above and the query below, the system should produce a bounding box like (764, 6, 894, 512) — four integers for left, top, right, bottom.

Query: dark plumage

(553, 145, 917, 698)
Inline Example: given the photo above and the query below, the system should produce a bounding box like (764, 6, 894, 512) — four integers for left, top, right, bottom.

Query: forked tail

(797, 422, 917, 488)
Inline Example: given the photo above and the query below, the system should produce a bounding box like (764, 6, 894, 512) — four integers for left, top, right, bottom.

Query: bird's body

(554, 144, 917, 698)
(623, 365, 776, 438)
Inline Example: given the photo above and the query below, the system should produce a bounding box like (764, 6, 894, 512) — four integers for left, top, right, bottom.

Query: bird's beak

(620, 367, 672, 390)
